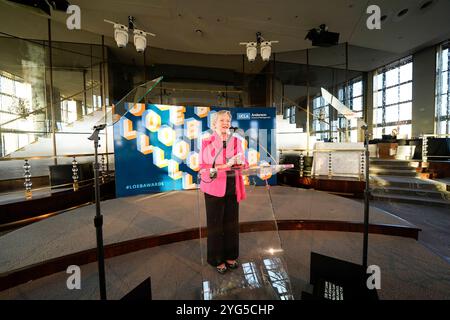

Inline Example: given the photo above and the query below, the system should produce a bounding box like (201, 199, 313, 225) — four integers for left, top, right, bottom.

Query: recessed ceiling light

(420, 0, 433, 10)
(397, 8, 409, 17)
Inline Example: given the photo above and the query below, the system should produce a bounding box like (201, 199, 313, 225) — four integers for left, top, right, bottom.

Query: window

(436, 41, 450, 135)
(337, 77, 364, 142)
(312, 95, 330, 141)
(0, 71, 34, 156)
(284, 105, 296, 125)
(373, 56, 413, 139)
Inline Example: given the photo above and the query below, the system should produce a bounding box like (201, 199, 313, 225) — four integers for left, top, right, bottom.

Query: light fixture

(110, 22, 128, 48)
(245, 42, 257, 62)
(260, 41, 272, 61)
(104, 17, 155, 52)
(133, 29, 147, 52)
(240, 32, 278, 62)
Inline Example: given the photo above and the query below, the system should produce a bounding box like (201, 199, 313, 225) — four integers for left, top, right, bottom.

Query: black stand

(362, 124, 370, 269)
(88, 124, 107, 300)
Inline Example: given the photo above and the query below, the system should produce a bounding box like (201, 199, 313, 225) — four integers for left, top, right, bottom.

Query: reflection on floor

(202, 257, 293, 300)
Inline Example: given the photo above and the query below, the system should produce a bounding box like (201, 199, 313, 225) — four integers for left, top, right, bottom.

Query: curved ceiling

(51, 0, 450, 55)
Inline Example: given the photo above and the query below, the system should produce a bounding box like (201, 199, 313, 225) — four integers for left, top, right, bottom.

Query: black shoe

(216, 265, 227, 274)
(226, 260, 239, 269)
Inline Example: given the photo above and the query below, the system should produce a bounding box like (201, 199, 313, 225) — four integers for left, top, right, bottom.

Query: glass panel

(385, 68, 398, 87)
(399, 102, 412, 121)
(0, 36, 49, 163)
(442, 71, 448, 94)
(439, 120, 448, 134)
(399, 63, 412, 83)
(373, 127, 382, 139)
(399, 83, 412, 102)
(352, 96, 362, 111)
(439, 94, 448, 116)
(386, 86, 399, 105)
(353, 81, 362, 97)
(398, 124, 411, 139)
(373, 108, 383, 124)
(374, 73, 383, 91)
(376, 90, 383, 107)
(385, 105, 399, 123)
(442, 49, 449, 72)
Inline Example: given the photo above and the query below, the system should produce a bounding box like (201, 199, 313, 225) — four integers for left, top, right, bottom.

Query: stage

(0, 186, 449, 299)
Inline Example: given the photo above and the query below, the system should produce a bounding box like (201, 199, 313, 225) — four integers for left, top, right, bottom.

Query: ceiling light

(133, 29, 147, 52)
(104, 18, 155, 52)
(245, 42, 257, 62)
(260, 41, 272, 61)
(397, 8, 409, 17)
(239, 32, 278, 62)
(113, 23, 128, 48)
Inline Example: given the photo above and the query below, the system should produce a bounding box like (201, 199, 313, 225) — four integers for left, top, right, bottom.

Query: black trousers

(204, 193, 239, 267)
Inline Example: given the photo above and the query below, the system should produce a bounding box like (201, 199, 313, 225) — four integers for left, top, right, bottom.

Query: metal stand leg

(89, 124, 107, 300)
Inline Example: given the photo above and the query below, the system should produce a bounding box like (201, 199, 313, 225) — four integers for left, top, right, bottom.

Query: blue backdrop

(113, 105, 276, 198)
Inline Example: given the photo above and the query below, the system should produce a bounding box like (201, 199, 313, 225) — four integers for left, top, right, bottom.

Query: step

(370, 176, 445, 191)
(370, 167, 417, 172)
(371, 186, 450, 200)
(371, 192, 450, 207)
(370, 170, 419, 177)
(369, 160, 420, 168)
(369, 163, 419, 169)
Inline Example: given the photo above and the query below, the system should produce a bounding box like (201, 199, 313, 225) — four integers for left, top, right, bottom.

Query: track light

(104, 17, 155, 52)
(113, 23, 128, 48)
(240, 32, 278, 62)
(133, 29, 147, 52)
(245, 42, 258, 62)
(260, 41, 272, 61)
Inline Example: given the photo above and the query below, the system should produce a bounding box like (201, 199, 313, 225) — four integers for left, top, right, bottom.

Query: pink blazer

(199, 132, 247, 202)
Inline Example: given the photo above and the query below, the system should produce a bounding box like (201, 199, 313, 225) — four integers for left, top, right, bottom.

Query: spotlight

(239, 32, 278, 62)
(260, 41, 272, 61)
(113, 23, 129, 48)
(246, 42, 257, 62)
(305, 24, 339, 47)
(133, 29, 147, 52)
(104, 18, 156, 52)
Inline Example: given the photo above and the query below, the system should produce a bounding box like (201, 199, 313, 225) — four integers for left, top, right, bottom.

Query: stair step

(370, 167, 417, 172)
(371, 186, 450, 199)
(370, 170, 419, 177)
(370, 176, 445, 191)
(371, 192, 450, 206)
(369, 163, 418, 169)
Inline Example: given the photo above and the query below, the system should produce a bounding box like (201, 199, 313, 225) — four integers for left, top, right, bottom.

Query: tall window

(436, 41, 450, 135)
(0, 71, 34, 156)
(312, 96, 330, 141)
(338, 77, 363, 142)
(284, 106, 296, 124)
(373, 56, 413, 139)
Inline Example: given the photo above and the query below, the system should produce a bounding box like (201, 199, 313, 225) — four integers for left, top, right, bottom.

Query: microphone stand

(88, 124, 107, 300)
(361, 124, 370, 269)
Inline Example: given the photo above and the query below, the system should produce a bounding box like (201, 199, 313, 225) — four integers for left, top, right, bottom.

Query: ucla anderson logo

(237, 113, 251, 120)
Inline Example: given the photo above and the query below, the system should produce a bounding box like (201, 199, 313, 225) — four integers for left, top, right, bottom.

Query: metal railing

(311, 148, 366, 180)
(421, 133, 450, 162)
(0, 152, 114, 202)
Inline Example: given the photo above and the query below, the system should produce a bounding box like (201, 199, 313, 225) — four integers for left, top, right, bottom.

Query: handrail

(0, 172, 115, 198)
(312, 148, 365, 152)
(0, 152, 114, 162)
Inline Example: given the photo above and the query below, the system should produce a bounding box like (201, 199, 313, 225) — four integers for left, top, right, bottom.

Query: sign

(113, 105, 276, 198)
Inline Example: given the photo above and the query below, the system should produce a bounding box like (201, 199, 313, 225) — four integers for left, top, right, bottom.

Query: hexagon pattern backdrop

(113, 104, 276, 198)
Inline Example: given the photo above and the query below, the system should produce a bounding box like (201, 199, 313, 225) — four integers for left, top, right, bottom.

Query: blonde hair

(211, 110, 232, 129)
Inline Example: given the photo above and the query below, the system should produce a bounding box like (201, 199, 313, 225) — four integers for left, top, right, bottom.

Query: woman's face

(215, 114, 231, 136)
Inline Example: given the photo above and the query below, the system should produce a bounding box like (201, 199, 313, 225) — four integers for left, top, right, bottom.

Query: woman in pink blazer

(200, 110, 247, 274)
